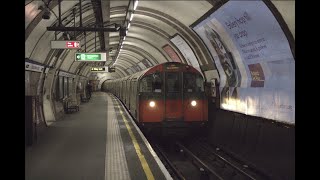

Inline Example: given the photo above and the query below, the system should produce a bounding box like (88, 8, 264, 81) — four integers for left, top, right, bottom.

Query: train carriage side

(120, 77, 125, 99)
(121, 78, 125, 100)
(123, 76, 129, 105)
(126, 75, 135, 109)
(114, 80, 118, 97)
(129, 71, 146, 118)
(125, 76, 130, 107)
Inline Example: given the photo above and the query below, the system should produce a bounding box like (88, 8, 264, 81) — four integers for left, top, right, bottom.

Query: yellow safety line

(115, 100, 155, 180)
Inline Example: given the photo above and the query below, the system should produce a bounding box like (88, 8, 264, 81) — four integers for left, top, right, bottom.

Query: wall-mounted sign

(138, 62, 146, 70)
(133, 65, 141, 72)
(170, 34, 201, 72)
(141, 59, 152, 68)
(162, 44, 181, 62)
(75, 53, 107, 62)
(25, 62, 44, 73)
(127, 68, 133, 74)
(51, 41, 81, 49)
(193, 1, 295, 124)
(108, 67, 115, 72)
(58, 71, 75, 78)
(91, 67, 107, 72)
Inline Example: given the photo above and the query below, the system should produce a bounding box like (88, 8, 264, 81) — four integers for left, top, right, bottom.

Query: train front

(138, 62, 208, 136)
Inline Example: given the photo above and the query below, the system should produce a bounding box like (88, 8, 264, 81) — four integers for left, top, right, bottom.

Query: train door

(165, 72, 183, 121)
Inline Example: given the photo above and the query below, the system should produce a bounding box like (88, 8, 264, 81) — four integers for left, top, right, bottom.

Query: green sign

(75, 53, 106, 61)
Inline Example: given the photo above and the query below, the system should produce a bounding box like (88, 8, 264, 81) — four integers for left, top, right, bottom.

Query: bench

(63, 97, 79, 113)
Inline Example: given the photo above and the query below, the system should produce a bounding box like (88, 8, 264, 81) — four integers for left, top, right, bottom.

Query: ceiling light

(134, 0, 139, 11)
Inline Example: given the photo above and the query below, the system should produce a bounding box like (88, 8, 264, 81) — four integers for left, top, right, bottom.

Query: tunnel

(25, 0, 295, 180)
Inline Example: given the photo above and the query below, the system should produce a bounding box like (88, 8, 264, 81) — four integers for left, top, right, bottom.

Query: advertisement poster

(133, 65, 141, 72)
(170, 34, 202, 73)
(162, 44, 182, 63)
(127, 68, 133, 74)
(248, 63, 265, 87)
(141, 59, 152, 68)
(138, 62, 146, 70)
(193, 0, 295, 124)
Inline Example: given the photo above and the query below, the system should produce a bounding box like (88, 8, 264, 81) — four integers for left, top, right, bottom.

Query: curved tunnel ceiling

(26, 0, 295, 80)
(25, 0, 216, 78)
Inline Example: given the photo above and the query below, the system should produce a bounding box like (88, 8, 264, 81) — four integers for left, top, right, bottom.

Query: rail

(176, 142, 224, 180)
(153, 144, 186, 180)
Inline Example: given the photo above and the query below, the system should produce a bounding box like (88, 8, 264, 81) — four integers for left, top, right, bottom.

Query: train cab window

(184, 73, 204, 92)
(139, 73, 163, 93)
(139, 75, 153, 92)
(166, 73, 180, 93)
(152, 73, 162, 93)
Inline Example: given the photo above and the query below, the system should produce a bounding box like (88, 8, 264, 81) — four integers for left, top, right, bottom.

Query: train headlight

(191, 100, 197, 106)
(149, 101, 156, 108)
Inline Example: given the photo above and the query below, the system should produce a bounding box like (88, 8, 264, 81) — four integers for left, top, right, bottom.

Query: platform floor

(25, 92, 172, 180)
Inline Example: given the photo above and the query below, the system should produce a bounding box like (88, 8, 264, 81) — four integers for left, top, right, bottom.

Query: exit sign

(51, 41, 81, 49)
(75, 53, 107, 62)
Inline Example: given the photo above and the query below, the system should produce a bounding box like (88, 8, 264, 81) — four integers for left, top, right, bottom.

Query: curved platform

(25, 92, 172, 180)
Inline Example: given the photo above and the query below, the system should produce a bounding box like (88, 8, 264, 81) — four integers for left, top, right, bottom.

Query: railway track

(149, 136, 272, 180)
(184, 138, 274, 180)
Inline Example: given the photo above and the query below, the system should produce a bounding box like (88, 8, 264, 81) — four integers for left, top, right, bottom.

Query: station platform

(25, 92, 172, 180)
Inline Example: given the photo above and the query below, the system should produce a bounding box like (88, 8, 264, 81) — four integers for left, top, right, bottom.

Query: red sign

(66, 41, 80, 48)
(162, 44, 181, 62)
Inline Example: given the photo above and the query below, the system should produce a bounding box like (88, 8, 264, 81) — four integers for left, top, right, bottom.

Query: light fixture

(38, 5, 51, 20)
(42, 8, 51, 19)
(115, 24, 121, 31)
(133, 0, 139, 10)
(149, 101, 155, 108)
(191, 100, 197, 107)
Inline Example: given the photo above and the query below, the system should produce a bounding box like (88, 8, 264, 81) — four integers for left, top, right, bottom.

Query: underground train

(102, 62, 208, 135)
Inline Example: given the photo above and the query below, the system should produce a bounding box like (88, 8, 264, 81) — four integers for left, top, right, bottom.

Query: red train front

(103, 62, 208, 136)
(137, 62, 208, 135)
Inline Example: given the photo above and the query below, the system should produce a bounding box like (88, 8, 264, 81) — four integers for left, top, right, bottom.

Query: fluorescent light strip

(133, 0, 139, 10)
